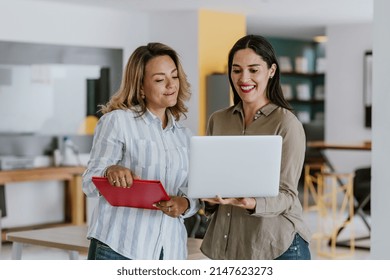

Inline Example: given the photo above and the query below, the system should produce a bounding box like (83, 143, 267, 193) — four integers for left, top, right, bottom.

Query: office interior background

(0, 0, 389, 259)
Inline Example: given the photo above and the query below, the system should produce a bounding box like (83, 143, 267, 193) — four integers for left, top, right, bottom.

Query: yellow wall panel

(198, 10, 246, 135)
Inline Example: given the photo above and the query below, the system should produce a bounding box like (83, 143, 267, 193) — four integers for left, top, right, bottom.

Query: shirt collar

(138, 106, 177, 131)
(232, 101, 279, 117)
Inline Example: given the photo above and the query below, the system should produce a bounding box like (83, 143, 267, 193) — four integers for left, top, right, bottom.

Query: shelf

(267, 36, 325, 124)
(281, 72, 325, 78)
(288, 99, 324, 104)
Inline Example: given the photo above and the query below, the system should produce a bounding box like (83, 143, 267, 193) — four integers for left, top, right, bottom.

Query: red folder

(91, 176, 170, 209)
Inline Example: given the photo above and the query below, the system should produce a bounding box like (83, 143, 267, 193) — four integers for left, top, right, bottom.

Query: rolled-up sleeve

(178, 185, 201, 218)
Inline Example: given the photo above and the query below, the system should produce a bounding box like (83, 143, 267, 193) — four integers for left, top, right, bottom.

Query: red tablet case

(91, 176, 170, 209)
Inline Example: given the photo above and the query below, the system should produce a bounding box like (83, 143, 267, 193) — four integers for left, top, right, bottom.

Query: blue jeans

(87, 238, 164, 260)
(275, 233, 311, 260)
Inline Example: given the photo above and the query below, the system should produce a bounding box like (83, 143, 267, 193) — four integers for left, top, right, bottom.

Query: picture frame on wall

(364, 50, 372, 128)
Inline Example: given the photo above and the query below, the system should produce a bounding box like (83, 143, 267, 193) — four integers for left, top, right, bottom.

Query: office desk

(307, 141, 371, 151)
(306, 140, 371, 183)
(0, 166, 86, 226)
(6, 225, 207, 260)
(306, 141, 371, 177)
(7, 225, 89, 260)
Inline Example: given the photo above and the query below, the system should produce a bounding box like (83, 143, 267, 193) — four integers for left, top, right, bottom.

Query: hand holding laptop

(202, 196, 257, 211)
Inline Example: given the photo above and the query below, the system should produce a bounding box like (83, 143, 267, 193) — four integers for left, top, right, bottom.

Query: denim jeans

(87, 238, 164, 260)
(274, 233, 311, 260)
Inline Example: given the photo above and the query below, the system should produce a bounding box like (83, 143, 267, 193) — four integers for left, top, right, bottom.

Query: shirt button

(227, 213, 230, 217)
(224, 234, 228, 239)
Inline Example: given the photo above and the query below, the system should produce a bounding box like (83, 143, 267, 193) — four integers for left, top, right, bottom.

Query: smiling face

(141, 55, 179, 117)
(231, 48, 276, 108)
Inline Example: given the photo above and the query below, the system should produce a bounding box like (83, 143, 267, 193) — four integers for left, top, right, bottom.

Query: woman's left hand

(202, 196, 256, 211)
(153, 196, 189, 218)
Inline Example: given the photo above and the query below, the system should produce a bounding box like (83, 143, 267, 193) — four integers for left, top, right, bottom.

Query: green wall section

(265, 37, 326, 123)
(266, 37, 322, 73)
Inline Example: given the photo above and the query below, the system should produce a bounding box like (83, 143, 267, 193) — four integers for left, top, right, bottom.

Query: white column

(370, 0, 390, 259)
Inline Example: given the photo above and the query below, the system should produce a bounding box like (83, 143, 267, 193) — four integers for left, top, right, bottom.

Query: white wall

(325, 1, 390, 258)
(0, 64, 100, 134)
(0, 0, 148, 65)
(325, 23, 372, 173)
(371, 0, 390, 259)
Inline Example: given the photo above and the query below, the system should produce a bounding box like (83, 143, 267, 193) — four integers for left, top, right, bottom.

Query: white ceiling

(25, 0, 374, 40)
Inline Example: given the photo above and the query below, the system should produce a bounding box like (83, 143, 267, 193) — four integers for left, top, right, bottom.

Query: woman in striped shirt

(83, 42, 200, 260)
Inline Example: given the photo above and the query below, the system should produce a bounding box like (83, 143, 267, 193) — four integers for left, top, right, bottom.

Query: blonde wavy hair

(99, 42, 191, 121)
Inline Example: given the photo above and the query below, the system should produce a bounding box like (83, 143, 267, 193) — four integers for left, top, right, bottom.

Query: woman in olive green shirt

(200, 35, 311, 260)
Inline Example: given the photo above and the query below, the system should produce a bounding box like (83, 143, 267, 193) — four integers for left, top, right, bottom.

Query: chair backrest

(0, 185, 5, 217)
(303, 121, 324, 141)
(353, 167, 371, 212)
(184, 211, 210, 239)
(303, 121, 325, 163)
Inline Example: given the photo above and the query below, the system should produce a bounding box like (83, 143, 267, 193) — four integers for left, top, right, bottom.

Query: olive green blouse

(200, 102, 311, 260)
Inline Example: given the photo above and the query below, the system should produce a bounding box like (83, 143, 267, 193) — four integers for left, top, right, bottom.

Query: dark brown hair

(228, 35, 292, 110)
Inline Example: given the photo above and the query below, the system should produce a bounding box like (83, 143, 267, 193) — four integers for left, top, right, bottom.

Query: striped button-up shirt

(83, 107, 200, 259)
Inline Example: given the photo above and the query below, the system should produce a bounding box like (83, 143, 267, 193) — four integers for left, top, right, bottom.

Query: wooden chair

(313, 172, 355, 258)
(303, 162, 328, 211)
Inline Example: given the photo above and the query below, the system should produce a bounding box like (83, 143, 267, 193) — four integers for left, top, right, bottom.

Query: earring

(269, 76, 273, 79)
(140, 89, 145, 99)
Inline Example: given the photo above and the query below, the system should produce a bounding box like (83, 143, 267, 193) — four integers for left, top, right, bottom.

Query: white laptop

(187, 135, 282, 198)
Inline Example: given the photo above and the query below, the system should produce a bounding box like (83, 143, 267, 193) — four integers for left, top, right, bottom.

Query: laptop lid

(187, 135, 282, 198)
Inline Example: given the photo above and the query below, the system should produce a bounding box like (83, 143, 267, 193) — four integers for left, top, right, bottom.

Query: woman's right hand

(202, 196, 257, 211)
(201, 197, 220, 205)
(104, 165, 140, 188)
